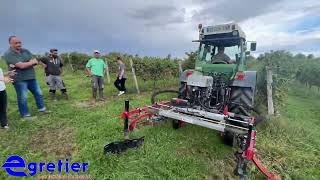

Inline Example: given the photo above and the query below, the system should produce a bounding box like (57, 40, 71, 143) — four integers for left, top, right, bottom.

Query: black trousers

(114, 78, 126, 92)
(0, 90, 8, 127)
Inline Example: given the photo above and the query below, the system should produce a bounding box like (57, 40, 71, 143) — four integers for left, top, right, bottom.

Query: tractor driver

(211, 46, 231, 64)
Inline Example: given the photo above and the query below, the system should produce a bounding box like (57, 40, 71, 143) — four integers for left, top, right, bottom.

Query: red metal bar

(121, 107, 149, 119)
(245, 130, 256, 160)
(252, 156, 278, 180)
(243, 125, 278, 180)
(121, 101, 170, 120)
(129, 112, 153, 131)
(223, 105, 229, 115)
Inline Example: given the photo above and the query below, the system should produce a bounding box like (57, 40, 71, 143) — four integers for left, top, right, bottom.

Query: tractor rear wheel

(223, 87, 254, 146)
(229, 87, 254, 116)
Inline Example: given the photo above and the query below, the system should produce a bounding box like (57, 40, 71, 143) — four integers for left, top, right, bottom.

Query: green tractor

(178, 23, 258, 145)
(117, 23, 277, 179)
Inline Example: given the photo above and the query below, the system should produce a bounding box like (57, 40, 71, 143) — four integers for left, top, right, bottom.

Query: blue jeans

(13, 79, 46, 117)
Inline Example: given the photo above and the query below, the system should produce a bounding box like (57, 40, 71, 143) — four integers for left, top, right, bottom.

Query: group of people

(0, 35, 127, 130)
(85, 50, 127, 100)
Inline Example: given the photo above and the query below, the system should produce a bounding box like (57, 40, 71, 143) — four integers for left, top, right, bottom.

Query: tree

(307, 54, 314, 59)
(182, 51, 197, 70)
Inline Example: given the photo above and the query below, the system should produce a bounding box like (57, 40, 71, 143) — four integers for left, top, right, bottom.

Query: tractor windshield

(199, 44, 240, 63)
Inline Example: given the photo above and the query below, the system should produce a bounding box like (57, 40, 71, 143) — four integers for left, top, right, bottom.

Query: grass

(254, 84, 320, 179)
(0, 61, 319, 180)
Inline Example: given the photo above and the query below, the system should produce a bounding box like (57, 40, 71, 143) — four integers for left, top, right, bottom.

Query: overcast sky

(1, 0, 319, 58)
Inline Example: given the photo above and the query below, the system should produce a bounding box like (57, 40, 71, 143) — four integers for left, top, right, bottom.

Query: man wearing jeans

(3, 36, 49, 119)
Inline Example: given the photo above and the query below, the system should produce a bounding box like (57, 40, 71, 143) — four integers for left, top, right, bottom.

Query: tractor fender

(231, 71, 257, 91)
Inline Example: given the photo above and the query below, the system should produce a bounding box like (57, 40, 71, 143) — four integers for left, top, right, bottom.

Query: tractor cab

(193, 23, 256, 78)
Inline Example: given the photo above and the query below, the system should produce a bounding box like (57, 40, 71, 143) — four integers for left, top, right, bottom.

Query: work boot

(99, 89, 106, 101)
(61, 89, 69, 100)
(62, 92, 69, 100)
(92, 88, 97, 102)
(50, 92, 57, 101)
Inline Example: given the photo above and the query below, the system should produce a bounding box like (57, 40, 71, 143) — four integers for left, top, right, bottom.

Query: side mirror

(250, 42, 257, 51)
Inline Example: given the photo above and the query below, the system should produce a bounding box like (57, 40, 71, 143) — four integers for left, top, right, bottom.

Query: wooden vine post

(129, 58, 140, 94)
(104, 58, 111, 84)
(178, 61, 183, 75)
(266, 66, 275, 115)
(67, 53, 74, 72)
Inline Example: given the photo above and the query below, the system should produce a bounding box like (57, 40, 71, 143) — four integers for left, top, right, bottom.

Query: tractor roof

(194, 23, 246, 47)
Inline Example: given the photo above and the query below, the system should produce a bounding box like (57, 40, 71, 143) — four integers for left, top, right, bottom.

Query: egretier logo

(1, 155, 89, 177)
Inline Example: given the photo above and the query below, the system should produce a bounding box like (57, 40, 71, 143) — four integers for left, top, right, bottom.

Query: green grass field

(0, 62, 319, 180)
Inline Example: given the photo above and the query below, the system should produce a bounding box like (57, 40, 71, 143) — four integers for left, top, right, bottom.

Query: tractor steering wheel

(211, 61, 228, 64)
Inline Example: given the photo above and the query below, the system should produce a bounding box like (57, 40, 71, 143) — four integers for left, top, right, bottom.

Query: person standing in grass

(39, 48, 68, 101)
(0, 68, 15, 129)
(86, 50, 106, 101)
(3, 36, 50, 119)
(114, 56, 127, 96)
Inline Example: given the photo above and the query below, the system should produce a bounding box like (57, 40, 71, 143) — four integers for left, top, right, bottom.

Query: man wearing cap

(39, 48, 68, 101)
(3, 35, 50, 119)
(86, 50, 106, 101)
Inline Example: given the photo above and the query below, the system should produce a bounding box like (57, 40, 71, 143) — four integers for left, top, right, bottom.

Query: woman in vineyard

(114, 56, 127, 96)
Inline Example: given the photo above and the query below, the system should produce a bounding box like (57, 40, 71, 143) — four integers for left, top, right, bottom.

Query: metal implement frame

(121, 101, 278, 180)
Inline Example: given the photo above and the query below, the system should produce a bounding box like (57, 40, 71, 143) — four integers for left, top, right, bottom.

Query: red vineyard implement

(120, 96, 278, 180)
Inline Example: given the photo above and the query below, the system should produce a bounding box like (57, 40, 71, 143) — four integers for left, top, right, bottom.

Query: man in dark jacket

(39, 49, 68, 101)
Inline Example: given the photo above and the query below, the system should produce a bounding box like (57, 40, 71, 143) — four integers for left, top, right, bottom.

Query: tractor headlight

(232, 30, 238, 36)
